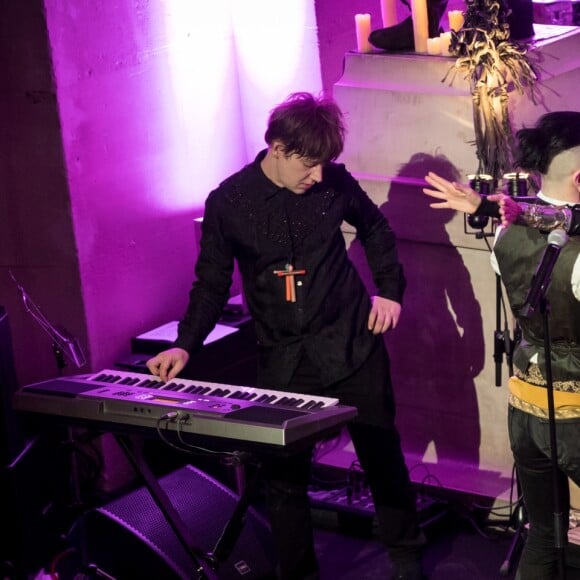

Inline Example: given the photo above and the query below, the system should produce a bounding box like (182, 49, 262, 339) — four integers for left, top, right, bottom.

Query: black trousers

(509, 405, 580, 580)
(259, 339, 425, 579)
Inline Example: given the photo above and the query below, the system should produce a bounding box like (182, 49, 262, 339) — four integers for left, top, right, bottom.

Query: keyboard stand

(115, 435, 214, 579)
(115, 434, 263, 580)
(207, 452, 263, 567)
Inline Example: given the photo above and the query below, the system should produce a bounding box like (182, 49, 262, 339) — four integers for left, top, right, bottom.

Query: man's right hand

(423, 171, 483, 213)
(146, 347, 190, 383)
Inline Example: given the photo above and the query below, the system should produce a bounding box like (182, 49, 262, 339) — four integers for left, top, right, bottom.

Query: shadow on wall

(349, 153, 485, 469)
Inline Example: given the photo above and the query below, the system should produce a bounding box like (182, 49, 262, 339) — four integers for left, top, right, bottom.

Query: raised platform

(332, 24, 580, 494)
(312, 428, 514, 505)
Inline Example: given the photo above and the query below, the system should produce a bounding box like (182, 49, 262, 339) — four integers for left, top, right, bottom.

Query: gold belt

(508, 376, 580, 419)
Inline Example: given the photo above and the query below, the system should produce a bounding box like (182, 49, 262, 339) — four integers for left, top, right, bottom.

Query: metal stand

(501, 274, 568, 578)
(115, 435, 262, 580)
(541, 295, 567, 579)
(494, 271, 528, 577)
(499, 471, 527, 576)
(11, 276, 114, 577)
(485, 267, 535, 578)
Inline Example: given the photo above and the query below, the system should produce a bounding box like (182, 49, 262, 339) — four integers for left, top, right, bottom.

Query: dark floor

(311, 501, 580, 580)
(6, 449, 580, 580)
(315, 502, 580, 580)
(313, 505, 520, 580)
(23, 501, 580, 580)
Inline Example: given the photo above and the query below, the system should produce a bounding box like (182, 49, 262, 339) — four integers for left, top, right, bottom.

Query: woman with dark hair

(424, 111, 580, 579)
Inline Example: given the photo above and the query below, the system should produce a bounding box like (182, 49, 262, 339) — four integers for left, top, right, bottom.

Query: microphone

(9, 270, 87, 368)
(520, 228, 569, 318)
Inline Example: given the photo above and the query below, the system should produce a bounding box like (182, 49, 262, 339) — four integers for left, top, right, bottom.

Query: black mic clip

(464, 173, 496, 239)
(493, 330, 505, 364)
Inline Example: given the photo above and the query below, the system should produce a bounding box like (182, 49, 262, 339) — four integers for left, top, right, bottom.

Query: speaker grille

(75, 465, 276, 579)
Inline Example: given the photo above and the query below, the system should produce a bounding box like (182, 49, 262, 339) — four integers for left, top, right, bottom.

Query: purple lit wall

(0, 0, 469, 387)
(1, 0, 326, 386)
(4, 0, 576, 499)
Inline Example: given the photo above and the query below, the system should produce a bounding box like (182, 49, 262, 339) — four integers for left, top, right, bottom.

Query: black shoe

(507, 0, 535, 40)
(368, 0, 449, 53)
(369, 16, 415, 51)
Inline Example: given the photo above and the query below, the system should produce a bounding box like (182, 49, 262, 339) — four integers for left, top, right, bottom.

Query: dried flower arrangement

(443, 0, 539, 181)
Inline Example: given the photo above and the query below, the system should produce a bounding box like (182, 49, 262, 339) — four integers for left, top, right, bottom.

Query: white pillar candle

(380, 0, 398, 27)
(355, 13, 373, 53)
(439, 31, 452, 56)
(448, 10, 465, 31)
(427, 37, 442, 54)
(411, 0, 429, 53)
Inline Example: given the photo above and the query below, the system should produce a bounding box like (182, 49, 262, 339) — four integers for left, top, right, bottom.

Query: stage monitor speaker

(70, 464, 277, 579)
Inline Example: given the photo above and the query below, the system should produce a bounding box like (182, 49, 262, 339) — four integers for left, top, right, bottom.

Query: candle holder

(468, 173, 495, 195)
(502, 172, 529, 197)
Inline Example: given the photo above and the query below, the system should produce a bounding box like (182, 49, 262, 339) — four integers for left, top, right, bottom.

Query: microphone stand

(494, 274, 506, 387)
(463, 178, 530, 575)
(8, 273, 88, 478)
(540, 294, 567, 579)
(497, 276, 527, 577)
(8, 274, 112, 578)
(9, 271, 87, 371)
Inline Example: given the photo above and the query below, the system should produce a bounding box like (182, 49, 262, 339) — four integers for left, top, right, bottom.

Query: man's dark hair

(516, 111, 580, 175)
(264, 92, 345, 164)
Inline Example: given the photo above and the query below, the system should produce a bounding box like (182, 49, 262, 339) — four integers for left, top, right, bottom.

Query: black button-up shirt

(174, 151, 405, 388)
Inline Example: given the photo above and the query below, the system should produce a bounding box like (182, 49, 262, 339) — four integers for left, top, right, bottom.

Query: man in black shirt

(147, 92, 426, 580)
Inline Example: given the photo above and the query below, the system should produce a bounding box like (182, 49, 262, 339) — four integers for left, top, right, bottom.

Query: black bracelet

(473, 196, 500, 219)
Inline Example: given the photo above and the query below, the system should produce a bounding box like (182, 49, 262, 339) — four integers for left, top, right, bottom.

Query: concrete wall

(327, 27, 580, 497)
(0, 0, 322, 387)
(0, 2, 88, 384)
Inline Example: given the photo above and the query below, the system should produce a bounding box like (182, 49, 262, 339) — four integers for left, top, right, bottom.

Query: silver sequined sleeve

(517, 203, 572, 233)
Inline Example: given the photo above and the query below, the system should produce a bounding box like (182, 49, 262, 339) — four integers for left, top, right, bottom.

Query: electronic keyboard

(13, 369, 357, 449)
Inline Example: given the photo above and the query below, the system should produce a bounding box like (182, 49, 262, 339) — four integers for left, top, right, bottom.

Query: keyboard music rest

(12, 370, 358, 454)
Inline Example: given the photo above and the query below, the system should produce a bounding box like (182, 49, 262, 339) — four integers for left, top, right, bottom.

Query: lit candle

(439, 31, 452, 56)
(411, 0, 429, 53)
(448, 10, 465, 31)
(427, 37, 442, 55)
(380, 0, 398, 27)
(355, 13, 373, 53)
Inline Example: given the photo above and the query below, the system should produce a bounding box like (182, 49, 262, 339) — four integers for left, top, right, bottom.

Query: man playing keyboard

(147, 92, 427, 580)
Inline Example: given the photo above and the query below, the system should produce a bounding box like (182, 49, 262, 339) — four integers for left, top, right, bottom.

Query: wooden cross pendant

(273, 263, 306, 302)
